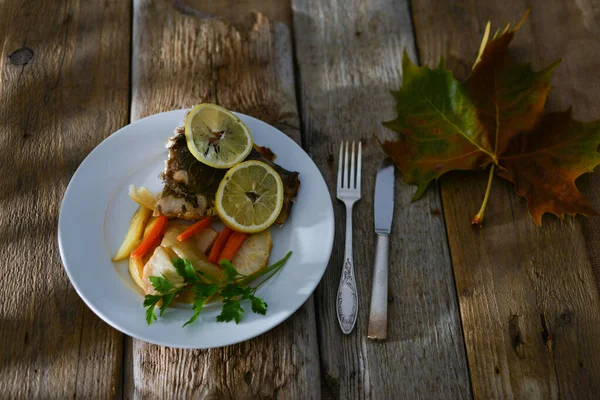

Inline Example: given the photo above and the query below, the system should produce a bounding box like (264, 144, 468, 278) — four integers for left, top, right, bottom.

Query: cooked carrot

(208, 226, 233, 264)
(131, 216, 168, 258)
(219, 231, 248, 262)
(176, 216, 212, 242)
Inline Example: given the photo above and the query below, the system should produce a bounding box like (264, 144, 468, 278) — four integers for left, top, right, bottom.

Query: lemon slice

(184, 103, 253, 169)
(215, 160, 284, 233)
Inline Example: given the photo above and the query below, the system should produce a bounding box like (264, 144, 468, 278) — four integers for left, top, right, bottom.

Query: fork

(336, 141, 362, 334)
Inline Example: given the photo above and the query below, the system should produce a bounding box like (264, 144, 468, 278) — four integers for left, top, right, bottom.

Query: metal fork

(336, 141, 362, 334)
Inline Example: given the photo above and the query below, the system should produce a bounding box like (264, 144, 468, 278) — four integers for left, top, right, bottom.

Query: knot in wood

(560, 311, 572, 325)
(8, 47, 34, 65)
(461, 289, 471, 297)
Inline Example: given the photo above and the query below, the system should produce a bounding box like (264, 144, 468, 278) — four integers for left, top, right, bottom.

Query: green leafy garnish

(149, 275, 174, 294)
(172, 258, 200, 284)
(249, 295, 268, 315)
(221, 259, 242, 280)
(183, 284, 218, 327)
(216, 298, 245, 324)
(143, 295, 161, 324)
(143, 251, 292, 327)
(159, 293, 176, 316)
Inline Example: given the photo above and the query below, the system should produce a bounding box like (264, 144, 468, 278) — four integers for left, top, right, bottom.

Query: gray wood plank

(292, 0, 472, 398)
(0, 0, 130, 397)
(411, 0, 600, 398)
(129, 1, 320, 398)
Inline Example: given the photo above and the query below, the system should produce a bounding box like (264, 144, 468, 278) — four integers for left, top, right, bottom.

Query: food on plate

(169, 241, 227, 282)
(231, 229, 272, 276)
(208, 226, 234, 264)
(129, 185, 156, 210)
(113, 206, 152, 261)
(184, 103, 253, 169)
(143, 251, 292, 326)
(176, 216, 212, 242)
(128, 253, 145, 290)
(142, 246, 186, 294)
(153, 127, 300, 224)
(194, 227, 218, 254)
(112, 103, 298, 327)
(143, 216, 159, 237)
(215, 160, 284, 233)
(131, 216, 168, 258)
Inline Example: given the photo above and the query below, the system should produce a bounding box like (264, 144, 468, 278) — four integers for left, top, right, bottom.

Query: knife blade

(374, 158, 395, 234)
(368, 157, 395, 340)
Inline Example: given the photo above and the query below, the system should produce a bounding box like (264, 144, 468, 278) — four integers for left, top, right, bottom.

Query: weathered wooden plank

(292, 0, 471, 398)
(411, 1, 600, 398)
(179, 0, 291, 25)
(129, 1, 319, 398)
(0, 0, 130, 398)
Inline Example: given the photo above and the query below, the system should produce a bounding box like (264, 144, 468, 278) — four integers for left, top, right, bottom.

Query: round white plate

(58, 109, 334, 349)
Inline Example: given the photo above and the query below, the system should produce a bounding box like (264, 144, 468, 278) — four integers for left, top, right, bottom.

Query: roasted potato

(112, 206, 152, 261)
(169, 241, 226, 282)
(129, 185, 156, 210)
(195, 228, 218, 254)
(160, 224, 187, 248)
(231, 230, 272, 276)
(128, 255, 145, 291)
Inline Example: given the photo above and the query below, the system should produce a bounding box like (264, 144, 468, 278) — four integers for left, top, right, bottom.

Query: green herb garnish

(144, 251, 292, 326)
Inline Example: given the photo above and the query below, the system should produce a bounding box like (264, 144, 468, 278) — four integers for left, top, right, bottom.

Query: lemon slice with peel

(184, 103, 253, 169)
(215, 160, 284, 233)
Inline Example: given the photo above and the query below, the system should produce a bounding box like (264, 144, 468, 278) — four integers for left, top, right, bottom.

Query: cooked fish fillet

(154, 127, 300, 225)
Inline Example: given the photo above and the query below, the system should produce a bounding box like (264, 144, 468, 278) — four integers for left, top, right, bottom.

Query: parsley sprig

(144, 251, 292, 326)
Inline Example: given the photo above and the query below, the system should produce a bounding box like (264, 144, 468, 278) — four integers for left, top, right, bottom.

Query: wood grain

(292, 0, 471, 398)
(129, 1, 319, 398)
(178, 0, 291, 25)
(411, 1, 600, 398)
(0, 0, 129, 397)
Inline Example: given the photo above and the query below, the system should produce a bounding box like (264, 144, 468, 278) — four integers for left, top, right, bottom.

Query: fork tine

(357, 142, 362, 189)
(350, 141, 356, 189)
(343, 141, 349, 189)
(337, 142, 343, 189)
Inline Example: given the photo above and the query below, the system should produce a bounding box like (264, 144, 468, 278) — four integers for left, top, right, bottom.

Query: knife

(368, 158, 395, 340)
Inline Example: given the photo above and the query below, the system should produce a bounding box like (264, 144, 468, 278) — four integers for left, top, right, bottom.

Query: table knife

(368, 158, 395, 340)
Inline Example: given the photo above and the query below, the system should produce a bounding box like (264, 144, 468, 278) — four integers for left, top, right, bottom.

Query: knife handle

(368, 233, 389, 340)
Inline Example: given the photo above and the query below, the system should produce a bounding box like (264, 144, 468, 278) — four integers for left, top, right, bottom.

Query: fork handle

(368, 234, 389, 340)
(336, 204, 358, 334)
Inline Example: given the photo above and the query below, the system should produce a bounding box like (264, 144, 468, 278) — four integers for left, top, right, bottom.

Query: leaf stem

(472, 165, 495, 228)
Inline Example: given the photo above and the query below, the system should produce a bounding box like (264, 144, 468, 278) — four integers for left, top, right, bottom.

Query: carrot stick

(219, 231, 248, 262)
(208, 226, 233, 264)
(176, 216, 212, 242)
(131, 216, 168, 258)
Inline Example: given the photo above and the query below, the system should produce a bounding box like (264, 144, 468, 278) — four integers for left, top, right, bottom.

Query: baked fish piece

(155, 127, 300, 225)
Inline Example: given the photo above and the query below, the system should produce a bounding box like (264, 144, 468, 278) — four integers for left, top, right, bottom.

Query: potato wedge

(160, 224, 187, 248)
(113, 206, 152, 261)
(231, 230, 272, 276)
(129, 185, 156, 210)
(170, 242, 226, 282)
(143, 216, 159, 237)
(195, 228, 218, 254)
(128, 255, 145, 291)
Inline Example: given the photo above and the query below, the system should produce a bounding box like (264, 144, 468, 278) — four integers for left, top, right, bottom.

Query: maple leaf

(497, 110, 600, 225)
(380, 13, 600, 226)
(381, 55, 493, 200)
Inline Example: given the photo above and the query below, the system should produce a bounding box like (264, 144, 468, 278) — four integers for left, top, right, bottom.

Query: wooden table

(2, 0, 599, 398)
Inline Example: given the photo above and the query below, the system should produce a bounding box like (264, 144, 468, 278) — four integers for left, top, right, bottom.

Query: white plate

(58, 110, 334, 349)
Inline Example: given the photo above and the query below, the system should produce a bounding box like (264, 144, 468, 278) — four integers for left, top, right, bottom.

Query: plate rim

(58, 109, 334, 349)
